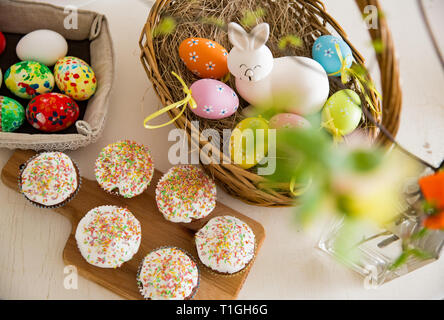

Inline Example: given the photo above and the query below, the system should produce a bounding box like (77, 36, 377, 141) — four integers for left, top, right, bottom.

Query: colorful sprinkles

(195, 216, 255, 274)
(95, 140, 154, 198)
(20, 152, 78, 207)
(155, 165, 217, 223)
(75, 206, 141, 268)
(137, 247, 199, 300)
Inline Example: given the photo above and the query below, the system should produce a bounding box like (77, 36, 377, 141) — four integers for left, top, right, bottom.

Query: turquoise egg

(0, 96, 25, 132)
(312, 35, 353, 77)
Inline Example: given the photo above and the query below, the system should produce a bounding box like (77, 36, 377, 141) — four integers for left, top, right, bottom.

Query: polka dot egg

(190, 79, 239, 120)
(322, 89, 362, 137)
(0, 96, 25, 132)
(54, 56, 97, 101)
(179, 37, 229, 79)
(312, 35, 353, 77)
(4, 61, 54, 99)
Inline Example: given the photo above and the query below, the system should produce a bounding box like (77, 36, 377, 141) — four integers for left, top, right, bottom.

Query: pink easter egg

(190, 79, 239, 120)
(269, 113, 311, 130)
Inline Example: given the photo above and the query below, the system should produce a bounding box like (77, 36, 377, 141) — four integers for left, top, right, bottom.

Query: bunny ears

(228, 22, 270, 51)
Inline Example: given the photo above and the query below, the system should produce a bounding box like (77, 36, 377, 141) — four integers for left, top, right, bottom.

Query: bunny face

(227, 22, 274, 82)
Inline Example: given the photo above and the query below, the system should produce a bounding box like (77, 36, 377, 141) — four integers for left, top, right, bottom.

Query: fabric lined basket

(0, 0, 114, 151)
(139, 0, 402, 207)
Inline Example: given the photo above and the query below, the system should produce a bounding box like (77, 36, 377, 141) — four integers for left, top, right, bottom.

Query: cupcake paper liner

(136, 246, 201, 300)
(18, 153, 82, 210)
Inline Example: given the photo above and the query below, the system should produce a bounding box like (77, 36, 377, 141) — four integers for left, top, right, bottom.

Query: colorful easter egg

(0, 96, 25, 132)
(322, 89, 362, 137)
(312, 35, 353, 77)
(17, 29, 68, 66)
(26, 93, 79, 132)
(190, 79, 239, 120)
(230, 117, 269, 169)
(54, 56, 97, 101)
(4, 61, 54, 99)
(0, 31, 6, 55)
(269, 113, 311, 130)
(179, 37, 229, 79)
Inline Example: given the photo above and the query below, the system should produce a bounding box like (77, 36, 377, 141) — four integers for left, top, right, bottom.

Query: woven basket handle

(355, 0, 402, 146)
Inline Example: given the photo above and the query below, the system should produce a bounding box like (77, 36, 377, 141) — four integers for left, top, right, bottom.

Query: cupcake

(137, 247, 200, 300)
(75, 205, 141, 268)
(94, 140, 154, 198)
(155, 165, 216, 224)
(19, 152, 80, 208)
(195, 216, 255, 275)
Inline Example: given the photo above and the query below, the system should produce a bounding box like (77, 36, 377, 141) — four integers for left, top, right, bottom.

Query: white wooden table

(1, 0, 443, 300)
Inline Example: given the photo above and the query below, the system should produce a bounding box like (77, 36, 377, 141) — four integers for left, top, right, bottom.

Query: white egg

(0, 68, 2, 88)
(16, 29, 68, 66)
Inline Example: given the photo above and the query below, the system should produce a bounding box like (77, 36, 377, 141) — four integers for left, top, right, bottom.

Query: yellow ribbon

(321, 107, 343, 143)
(328, 43, 352, 83)
(143, 72, 197, 129)
(290, 177, 313, 197)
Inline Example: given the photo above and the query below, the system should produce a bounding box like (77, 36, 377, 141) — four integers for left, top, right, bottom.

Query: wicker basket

(139, 0, 402, 207)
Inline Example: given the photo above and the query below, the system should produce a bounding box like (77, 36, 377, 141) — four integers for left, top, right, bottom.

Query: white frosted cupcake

(137, 247, 200, 300)
(19, 152, 80, 208)
(75, 206, 141, 268)
(155, 165, 216, 223)
(94, 140, 154, 198)
(195, 216, 255, 275)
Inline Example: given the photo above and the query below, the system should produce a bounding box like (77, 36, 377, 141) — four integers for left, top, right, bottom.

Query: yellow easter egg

(54, 56, 97, 101)
(230, 117, 269, 169)
(4, 61, 54, 99)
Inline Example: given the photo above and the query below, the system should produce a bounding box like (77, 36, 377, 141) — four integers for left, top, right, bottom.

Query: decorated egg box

(0, 0, 114, 150)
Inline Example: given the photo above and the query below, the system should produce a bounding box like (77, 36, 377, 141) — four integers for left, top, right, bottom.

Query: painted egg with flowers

(0, 96, 25, 132)
(4, 61, 54, 99)
(54, 56, 97, 101)
(26, 93, 79, 132)
(179, 37, 229, 79)
(312, 35, 353, 77)
(190, 79, 239, 120)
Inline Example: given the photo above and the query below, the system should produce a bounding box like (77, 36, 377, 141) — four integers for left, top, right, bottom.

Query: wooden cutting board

(1, 150, 265, 300)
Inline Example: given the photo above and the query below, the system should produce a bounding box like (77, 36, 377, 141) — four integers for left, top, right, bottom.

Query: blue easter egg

(312, 35, 353, 77)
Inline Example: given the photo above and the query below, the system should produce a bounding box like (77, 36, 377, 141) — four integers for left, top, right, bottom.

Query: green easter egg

(0, 96, 25, 132)
(230, 117, 269, 169)
(322, 89, 362, 136)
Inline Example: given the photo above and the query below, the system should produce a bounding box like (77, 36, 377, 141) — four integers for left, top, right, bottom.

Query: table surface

(1, 0, 443, 300)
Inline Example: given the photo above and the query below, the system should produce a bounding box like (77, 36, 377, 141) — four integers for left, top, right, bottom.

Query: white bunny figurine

(227, 22, 330, 115)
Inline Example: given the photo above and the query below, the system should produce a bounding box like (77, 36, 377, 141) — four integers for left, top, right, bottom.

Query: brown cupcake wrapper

(136, 246, 201, 300)
(18, 153, 82, 209)
(195, 238, 258, 279)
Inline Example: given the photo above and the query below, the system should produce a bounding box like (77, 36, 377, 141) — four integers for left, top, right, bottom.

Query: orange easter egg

(179, 37, 229, 79)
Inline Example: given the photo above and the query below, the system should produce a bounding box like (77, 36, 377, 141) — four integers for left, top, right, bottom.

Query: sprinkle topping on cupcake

(95, 140, 154, 198)
(195, 216, 255, 274)
(75, 206, 141, 268)
(155, 165, 217, 223)
(137, 247, 199, 300)
(20, 152, 78, 207)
